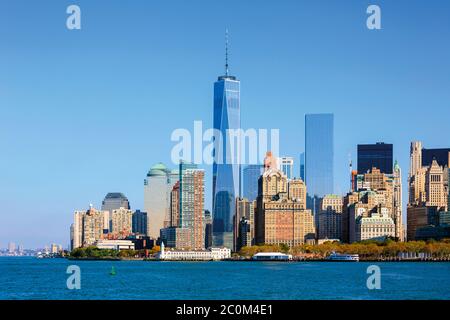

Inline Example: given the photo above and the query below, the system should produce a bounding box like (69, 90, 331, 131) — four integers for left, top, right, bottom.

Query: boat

(326, 252, 359, 262)
(110, 266, 116, 275)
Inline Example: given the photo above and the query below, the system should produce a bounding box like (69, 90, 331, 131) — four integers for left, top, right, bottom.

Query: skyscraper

(243, 164, 263, 202)
(299, 152, 305, 181)
(422, 148, 450, 167)
(212, 32, 241, 249)
(180, 161, 205, 250)
(101, 193, 130, 233)
(101, 193, 130, 212)
(305, 113, 334, 226)
(132, 210, 148, 235)
(357, 142, 393, 174)
(278, 156, 294, 180)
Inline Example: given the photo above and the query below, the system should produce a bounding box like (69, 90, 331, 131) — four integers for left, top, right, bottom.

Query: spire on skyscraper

(225, 29, 229, 76)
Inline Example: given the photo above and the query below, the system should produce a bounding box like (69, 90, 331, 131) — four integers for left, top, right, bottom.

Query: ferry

(326, 252, 359, 262)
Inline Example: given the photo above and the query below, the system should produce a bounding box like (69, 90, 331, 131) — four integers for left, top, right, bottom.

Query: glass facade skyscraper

(305, 113, 334, 226)
(212, 72, 241, 249)
(278, 157, 294, 180)
(357, 142, 393, 174)
(243, 164, 263, 202)
(300, 152, 305, 181)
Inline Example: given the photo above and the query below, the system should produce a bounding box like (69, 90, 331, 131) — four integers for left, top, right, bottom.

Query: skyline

(2, 0, 450, 248)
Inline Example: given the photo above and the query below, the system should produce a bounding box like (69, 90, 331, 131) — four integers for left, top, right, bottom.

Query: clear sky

(1, 0, 450, 248)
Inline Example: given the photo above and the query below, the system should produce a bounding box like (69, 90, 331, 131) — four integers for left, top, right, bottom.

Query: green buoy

(110, 266, 116, 276)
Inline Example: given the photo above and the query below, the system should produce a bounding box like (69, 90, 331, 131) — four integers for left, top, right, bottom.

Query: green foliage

(238, 240, 450, 259)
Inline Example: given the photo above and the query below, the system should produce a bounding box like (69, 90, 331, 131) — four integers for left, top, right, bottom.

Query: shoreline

(64, 257, 450, 262)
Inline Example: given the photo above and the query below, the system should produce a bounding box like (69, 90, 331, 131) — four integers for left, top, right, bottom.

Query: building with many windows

(255, 165, 315, 247)
(243, 165, 263, 202)
(144, 163, 178, 239)
(305, 113, 334, 229)
(278, 157, 294, 180)
(318, 195, 343, 240)
(212, 49, 241, 249)
(357, 142, 393, 174)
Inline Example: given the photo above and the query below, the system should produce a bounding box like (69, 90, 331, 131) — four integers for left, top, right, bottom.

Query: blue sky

(1, 0, 450, 248)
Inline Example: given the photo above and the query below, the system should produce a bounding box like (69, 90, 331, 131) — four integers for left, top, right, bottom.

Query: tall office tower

(318, 195, 343, 240)
(357, 142, 393, 174)
(410, 141, 423, 179)
(110, 207, 133, 238)
(204, 210, 213, 249)
(144, 163, 178, 239)
(234, 197, 255, 252)
(212, 33, 241, 249)
(299, 152, 305, 181)
(341, 192, 360, 243)
(255, 167, 315, 246)
(101, 192, 130, 233)
(288, 179, 307, 206)
(425, 160, 446, 208)
(243, 165, 263, 202)
(170, 181, 180, 227)
(180, 162, 205, 250)
(305, 113, 334, 228)
(73, 206, 108, 248)
(393, 161, 404, 241)
(422, 148, 450, 167)
(132, 210, 147, 235)
(101, 193, 130, 212)
(278, 157, 294, 180)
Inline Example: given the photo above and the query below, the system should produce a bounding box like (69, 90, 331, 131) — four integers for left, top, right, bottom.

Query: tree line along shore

(67, 239, 450, 261)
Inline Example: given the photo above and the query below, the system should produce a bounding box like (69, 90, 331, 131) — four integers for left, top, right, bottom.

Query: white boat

(326, 252, 359, 262)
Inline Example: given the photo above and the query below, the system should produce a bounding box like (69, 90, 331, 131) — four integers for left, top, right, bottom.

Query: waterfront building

(72, 206, 109, 248)
(354, 207, 395, 242)
(132, 210, 147, 235)
(278, 157, 294, 180)
(110, 207, 133, 238)
(179, 162, 205, 250)
(234, 197, 255, 252)
(159, 242, 231, 261)
(160, 227, 191, 249)
(212, 36, 241, 249)
(305, 113, 334, 229)
(407, 206, 439, 240)
(357, 142, 393, 174)
(243, 164, 263, 202)
(95, 239, 135, 250)
(318, 195, 343, 240)
(255, 166, 316, 247)
(144, 163, 178, 239)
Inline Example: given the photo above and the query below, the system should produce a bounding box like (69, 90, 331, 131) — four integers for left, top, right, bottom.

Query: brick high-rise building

(255, 166, 315, 247)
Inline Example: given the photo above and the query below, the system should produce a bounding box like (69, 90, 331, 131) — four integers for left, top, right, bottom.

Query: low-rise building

(158, 242, 230, 261)
(95, 239, 135, 250)
(355, 207, 395, 242)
